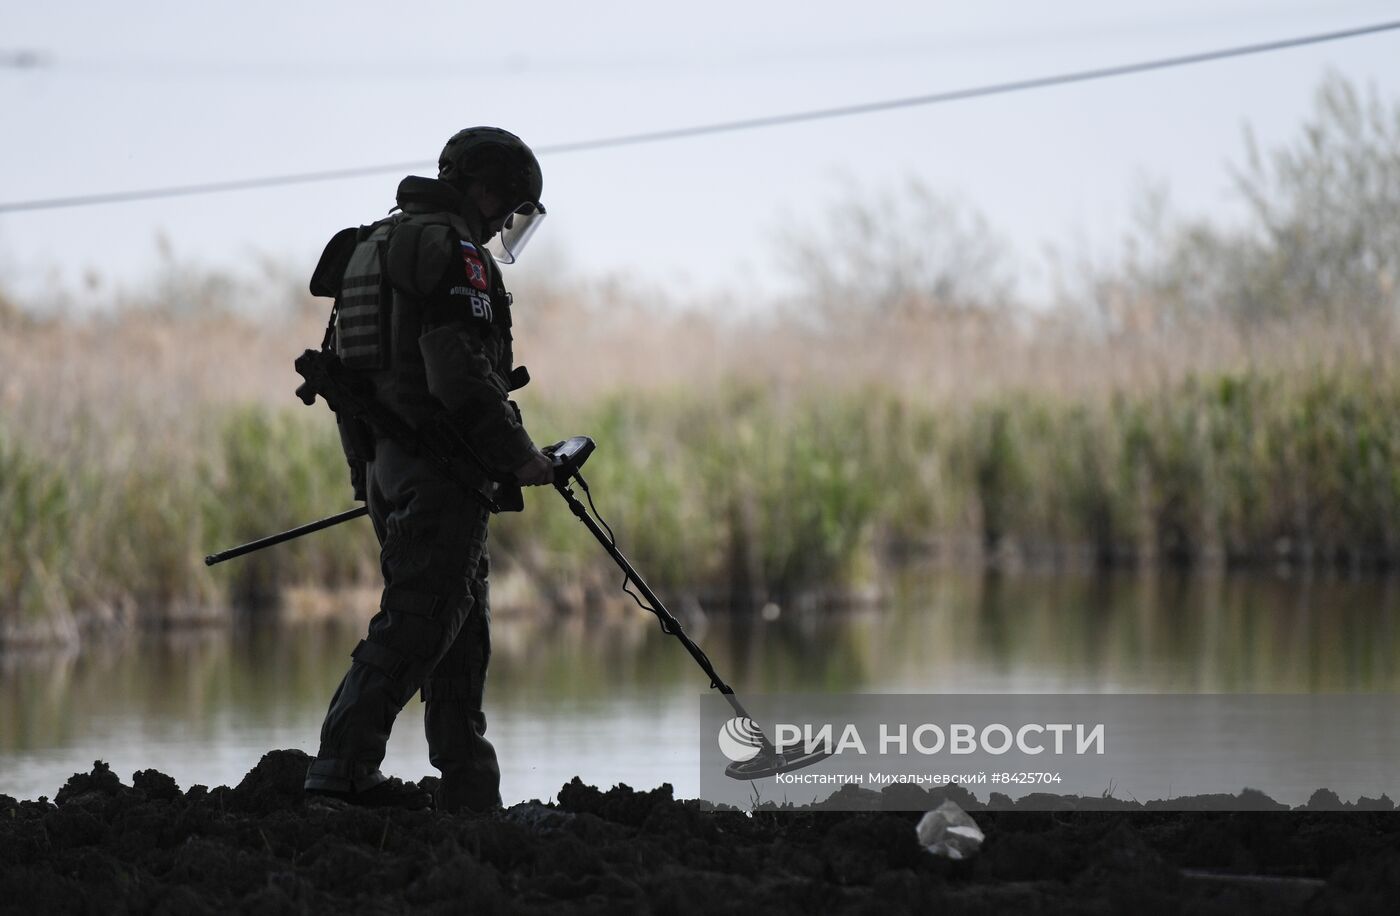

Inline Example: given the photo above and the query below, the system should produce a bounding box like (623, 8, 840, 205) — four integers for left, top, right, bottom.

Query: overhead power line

(2, 19, 1397, 215)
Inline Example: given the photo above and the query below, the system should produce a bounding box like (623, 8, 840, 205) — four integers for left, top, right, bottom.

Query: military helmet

(438, 127, 543, 207)
(438, 127, 545, 263)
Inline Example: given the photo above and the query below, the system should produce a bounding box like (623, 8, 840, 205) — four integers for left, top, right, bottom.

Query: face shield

(486, 201, 546, 265)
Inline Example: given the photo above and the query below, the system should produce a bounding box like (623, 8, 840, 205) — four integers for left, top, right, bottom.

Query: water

(3, 571, 1399, 804)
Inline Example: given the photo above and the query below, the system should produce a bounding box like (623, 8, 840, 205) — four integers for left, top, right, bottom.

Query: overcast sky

(2, 1, 1398, 309)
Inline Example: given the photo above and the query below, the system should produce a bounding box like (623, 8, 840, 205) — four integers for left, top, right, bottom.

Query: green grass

(0, 427, 73, 625)
(498, 367, 1400, 590)
(3, 364, 1399, 634)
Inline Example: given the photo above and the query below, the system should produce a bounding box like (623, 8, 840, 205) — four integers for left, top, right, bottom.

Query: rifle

(205, 506, 368, 566)
(204, 430, 592, 568)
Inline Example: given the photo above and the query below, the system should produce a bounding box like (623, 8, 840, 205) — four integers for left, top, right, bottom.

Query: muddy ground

(2, 751, 1398, 914)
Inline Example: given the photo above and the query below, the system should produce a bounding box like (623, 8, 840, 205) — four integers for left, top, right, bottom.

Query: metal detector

(206, 434, 831, 780)
(547, 436, 832, 780)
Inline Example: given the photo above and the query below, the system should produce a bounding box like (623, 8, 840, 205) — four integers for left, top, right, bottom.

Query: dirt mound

(555, 777, 677, 826)
(229, 748, 316, 815)
(3, 757, 1400, 913)
(52, 759, 128, 806)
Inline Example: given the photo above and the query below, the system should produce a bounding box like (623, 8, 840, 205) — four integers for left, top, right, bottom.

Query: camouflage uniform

(304, 175, 535, 813)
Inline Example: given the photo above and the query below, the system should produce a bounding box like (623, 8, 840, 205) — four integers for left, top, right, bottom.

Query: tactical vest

(334, 220, 395, 370)
(311, 209, 515, 430)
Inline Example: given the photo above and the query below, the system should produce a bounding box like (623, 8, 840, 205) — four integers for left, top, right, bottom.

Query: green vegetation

(0, 429, 73, 628)
(508, 368, 1400, 582)
(3, 365, 1398, 638)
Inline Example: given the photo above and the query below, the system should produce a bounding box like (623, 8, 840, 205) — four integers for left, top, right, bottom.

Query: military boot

(305, 643, 422, 803)
(424, 680, 502, 814)
(306, 774, 433, 811)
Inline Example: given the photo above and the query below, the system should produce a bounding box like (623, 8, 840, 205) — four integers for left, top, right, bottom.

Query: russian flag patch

(460, 241, 489, 291)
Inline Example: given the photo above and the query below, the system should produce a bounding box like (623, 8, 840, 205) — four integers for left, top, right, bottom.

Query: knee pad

(353, 586, 467, 690)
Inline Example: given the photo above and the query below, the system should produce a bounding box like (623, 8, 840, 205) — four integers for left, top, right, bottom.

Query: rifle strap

(320, 299, 338, 353)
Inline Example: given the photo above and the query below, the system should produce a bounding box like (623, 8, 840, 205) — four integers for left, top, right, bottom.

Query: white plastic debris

(916, 799, 985, 860)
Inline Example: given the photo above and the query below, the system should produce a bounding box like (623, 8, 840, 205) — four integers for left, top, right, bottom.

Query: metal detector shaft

(553, 474, 768, 740)
(204, 505, 368, 566)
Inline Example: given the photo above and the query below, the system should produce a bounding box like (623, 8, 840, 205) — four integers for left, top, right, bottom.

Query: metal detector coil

(546, 435, 831, 781)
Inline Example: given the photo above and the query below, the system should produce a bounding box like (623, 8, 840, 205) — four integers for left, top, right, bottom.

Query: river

(3, 570, 1398, 805)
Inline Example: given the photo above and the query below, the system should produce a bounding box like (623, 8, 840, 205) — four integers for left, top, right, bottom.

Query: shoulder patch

(459, 241, 489, 291)
(447, 284, 495, 323)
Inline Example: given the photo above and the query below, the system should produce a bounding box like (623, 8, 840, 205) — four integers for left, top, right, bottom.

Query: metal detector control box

(546, 436, 595, 482)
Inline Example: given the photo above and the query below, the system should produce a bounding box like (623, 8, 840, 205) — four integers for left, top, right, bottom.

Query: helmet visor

(487, 201, 546, 264)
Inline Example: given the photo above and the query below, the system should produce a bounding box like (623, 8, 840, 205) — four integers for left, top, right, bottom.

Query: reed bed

(2, 290, 1396, 646)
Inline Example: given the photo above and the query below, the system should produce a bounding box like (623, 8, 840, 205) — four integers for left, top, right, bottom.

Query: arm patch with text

(447, 241, 494, 322)
(446, 284, 495, 322)
(448, 246, 498, 324)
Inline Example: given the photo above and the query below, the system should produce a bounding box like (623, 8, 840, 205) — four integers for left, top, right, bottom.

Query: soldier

(303, 127, 554, 812)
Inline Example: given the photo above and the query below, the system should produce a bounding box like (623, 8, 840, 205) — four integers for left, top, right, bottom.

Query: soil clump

(2, 751, 1397, 913)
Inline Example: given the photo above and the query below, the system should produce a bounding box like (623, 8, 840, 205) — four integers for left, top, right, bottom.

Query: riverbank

(2, 752, 1396, 913)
